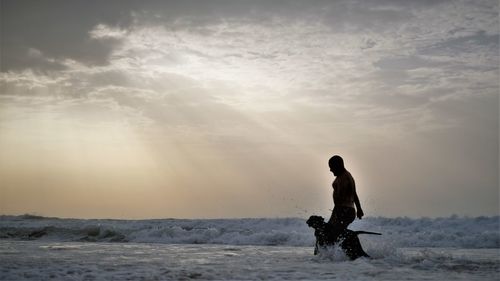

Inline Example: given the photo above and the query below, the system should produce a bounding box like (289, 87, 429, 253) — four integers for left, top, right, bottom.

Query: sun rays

(0, 1, 498, 218)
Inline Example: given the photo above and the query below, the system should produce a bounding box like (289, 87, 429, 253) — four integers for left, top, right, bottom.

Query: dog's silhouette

(306, 215, 381, 260)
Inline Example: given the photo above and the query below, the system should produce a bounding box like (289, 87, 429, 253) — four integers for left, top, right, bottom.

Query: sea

(0, 215, 498, 280)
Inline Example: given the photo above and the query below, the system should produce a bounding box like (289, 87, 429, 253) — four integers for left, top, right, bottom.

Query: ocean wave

(0, 215, 498, 248)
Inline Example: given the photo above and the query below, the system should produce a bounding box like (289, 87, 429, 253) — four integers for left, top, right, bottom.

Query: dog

(306, 215, 381, 260)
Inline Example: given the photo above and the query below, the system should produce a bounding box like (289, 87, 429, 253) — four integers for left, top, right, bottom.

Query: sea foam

(0, 215, 498, 248)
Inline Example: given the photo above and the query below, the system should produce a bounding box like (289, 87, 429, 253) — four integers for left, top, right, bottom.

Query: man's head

(328, 155, 345, 176)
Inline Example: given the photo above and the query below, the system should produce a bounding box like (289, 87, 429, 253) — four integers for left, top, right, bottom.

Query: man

(327, 155, 364, 229)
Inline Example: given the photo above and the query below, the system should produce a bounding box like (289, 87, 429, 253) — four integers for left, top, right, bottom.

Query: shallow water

(1, 241, 498, 280)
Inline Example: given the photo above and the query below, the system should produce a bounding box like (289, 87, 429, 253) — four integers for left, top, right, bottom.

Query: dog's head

(306, 215, 325, 229)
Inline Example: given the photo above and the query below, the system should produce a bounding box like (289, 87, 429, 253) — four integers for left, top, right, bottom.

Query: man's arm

(354, 192, 364, 219)
(352, 177, 364, 219)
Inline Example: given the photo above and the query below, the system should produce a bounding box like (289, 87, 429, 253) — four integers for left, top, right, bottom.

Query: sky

(0, 0, 498, 219)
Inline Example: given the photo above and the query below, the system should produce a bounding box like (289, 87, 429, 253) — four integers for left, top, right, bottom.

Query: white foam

(0, 215, 498, 248)
(2, 241, 499, 281)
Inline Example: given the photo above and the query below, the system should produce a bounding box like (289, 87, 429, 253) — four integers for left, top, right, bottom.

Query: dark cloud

(320, 3, 414, 32)
(3, 0, 496, 72)
(421, 31, 499, 58)
(371, 56, 451, 89)
(1, 0, 133, 71)
(374, 56, 445, 71)
(1, 0, 296, 71)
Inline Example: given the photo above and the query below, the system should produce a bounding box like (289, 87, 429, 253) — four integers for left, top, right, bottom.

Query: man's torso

(332, 170, 355, 208)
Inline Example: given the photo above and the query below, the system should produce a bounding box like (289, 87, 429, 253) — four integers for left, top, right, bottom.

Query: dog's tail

(355, 230, 382, 235)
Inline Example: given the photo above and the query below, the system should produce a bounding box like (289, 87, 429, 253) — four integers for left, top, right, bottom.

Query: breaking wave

(0, 215, 498, 248)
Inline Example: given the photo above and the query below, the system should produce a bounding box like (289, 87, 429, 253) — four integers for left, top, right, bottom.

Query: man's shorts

(328, 206, 355, 229)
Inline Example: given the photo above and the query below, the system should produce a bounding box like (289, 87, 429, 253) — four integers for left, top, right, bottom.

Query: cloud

(89, 24, 128, 40)
(2, 5, 498, 156)
(0, 0, 498, 218)
(1, 0, 498, 140)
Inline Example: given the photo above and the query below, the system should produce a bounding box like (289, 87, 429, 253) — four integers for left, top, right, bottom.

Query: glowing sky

(0, 0, 498, 219)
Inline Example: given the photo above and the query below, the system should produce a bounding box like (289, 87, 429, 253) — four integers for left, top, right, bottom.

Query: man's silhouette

(327, 155, 364, 229)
